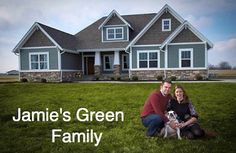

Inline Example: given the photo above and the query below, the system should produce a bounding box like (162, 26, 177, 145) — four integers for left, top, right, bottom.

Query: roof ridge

(36, 22, 75, 37)
(121, 12, 157, 17)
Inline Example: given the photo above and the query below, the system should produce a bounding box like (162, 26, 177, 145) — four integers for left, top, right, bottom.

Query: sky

(0, 0, 236, 73)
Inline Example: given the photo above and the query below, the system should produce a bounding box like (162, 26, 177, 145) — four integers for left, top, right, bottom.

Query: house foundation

(113, 65, 121, 77)
(165, 70, 208, 80)
(62, 71, 82, 82)
(94, 65, 101, 77)
(20, 72, 61, 82)
(130, 69, 208, 80)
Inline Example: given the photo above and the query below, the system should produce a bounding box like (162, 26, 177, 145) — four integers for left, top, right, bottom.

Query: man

(141, 79, 177, 137)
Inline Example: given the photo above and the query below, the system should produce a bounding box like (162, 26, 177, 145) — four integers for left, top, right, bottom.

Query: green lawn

(0, 83, 236, 153)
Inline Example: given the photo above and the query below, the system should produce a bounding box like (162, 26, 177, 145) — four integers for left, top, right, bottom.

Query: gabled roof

(98, 10, 134, 30)
(126, 4, 185, 50)
(160, 21, 214, 49)
(75, 13, 156, 51)
(37, 23, 78, 50)
(13, 22, 78, 53)
(13, 4, 213, 53)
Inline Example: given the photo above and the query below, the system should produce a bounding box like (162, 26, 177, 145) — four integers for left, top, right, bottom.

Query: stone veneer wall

(130, 69, 208, 80)
(166, 70, 208, 80)
(20, 72, 61, 82)
(94, 65, 101, 77)
(62, 71, 82, 82)
(113, 65, 120, 77)
(93, 65, 129, 80)
(130, 70, 164, 80)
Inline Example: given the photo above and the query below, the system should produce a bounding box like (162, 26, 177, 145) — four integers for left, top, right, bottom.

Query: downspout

(14, 51, 20, 81)
(59, 49, 66, 82)
(127, 47, 132, 80)
(159, 47, 166, 79)
(124, 46, 131, 80)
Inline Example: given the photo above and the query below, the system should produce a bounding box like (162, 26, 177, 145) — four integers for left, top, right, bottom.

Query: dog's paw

(178, 137, 182, 140)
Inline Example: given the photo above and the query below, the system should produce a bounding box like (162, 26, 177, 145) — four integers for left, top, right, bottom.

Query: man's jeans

(142, 114, 164, 137)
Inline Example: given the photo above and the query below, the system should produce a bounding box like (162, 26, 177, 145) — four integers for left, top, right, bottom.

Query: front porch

(81, 51, 129, 80)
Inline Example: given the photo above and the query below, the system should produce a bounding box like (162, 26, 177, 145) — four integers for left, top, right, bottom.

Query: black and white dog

(163, 110, 182, 140)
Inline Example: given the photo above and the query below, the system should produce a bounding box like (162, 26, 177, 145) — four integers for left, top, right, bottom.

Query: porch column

(113, 51, 120, 77)
(94, 51, 101, 77)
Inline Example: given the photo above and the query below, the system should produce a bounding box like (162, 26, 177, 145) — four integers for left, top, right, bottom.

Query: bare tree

(208, 64, 217, 70)
(218, 61, 232, 70)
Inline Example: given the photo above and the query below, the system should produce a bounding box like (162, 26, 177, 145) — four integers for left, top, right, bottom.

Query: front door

(87, 57, 94, 75)
(84, 57, 94, 75)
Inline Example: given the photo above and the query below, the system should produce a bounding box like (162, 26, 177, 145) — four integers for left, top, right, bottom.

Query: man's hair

(161, 78, 172, 85)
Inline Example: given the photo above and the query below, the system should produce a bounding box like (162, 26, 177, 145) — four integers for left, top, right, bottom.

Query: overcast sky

(0, 0, 236, 73)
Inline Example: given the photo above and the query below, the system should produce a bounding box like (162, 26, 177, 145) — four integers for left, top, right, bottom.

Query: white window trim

(179, 48, 193, 68)
(137, 50, 160, 69)
(29, 52, 49, 71)
(106, 27, 124, 40)
(122, 54, 129, 71)
(162, 19, 171, 31)
(103, 54, 114, 71)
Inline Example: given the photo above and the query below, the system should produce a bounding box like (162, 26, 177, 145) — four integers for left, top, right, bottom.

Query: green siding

(20, 48, 58, 70)
(160, 51, 165, 68)
(168, 44, 205, 68)
(103, 26, 128, 41)
(131, 46, 164, 68)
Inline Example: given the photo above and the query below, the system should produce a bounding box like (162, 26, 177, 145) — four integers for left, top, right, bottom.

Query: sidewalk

(77, 79, 236, 83)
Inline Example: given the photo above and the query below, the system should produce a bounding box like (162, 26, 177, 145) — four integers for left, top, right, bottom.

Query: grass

(0, 83, 236, 153)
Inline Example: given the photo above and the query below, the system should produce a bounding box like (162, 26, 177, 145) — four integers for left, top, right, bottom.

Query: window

(138, 51, 158, 68)
(30, 53, 49, 70)
(106, 27, 123, 40)
(162, 19, 171, 31)
(103, 55, 114, 71)
(122, 54, 129, 70)
(179, 49, 193, 68)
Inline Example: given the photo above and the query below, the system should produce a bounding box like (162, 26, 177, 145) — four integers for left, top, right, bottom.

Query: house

(12, 4, 213, 82)
(6, 70, 19, 75)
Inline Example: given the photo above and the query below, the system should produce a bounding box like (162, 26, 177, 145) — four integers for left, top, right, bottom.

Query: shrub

(156, 75, 163, 81)
(95, 76, 100, 81)
(116, 77, 121, 81)
(75, 72, 81, 78)
(169, 76, 176, 81)
(20, 78, 28, 82)
(195, 74, 203, 80)
(41, 78, 47, 83)
(132, 76, 138, 81)
(110, 77, 115, 81)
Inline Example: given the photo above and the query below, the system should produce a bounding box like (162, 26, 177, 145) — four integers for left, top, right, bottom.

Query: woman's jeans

(142, 114, 164, 137)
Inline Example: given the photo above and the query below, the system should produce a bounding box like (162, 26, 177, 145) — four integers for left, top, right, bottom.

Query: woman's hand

(178, 122, 186, 128)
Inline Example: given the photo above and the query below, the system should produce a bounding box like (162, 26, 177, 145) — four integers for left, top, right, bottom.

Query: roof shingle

(38, 22, 78, 50)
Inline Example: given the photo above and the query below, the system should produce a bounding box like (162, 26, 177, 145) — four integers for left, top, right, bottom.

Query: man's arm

(149, 93, 169, 123)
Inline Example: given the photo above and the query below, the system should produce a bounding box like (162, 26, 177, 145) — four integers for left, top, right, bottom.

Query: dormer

(98, 10, 133, 42)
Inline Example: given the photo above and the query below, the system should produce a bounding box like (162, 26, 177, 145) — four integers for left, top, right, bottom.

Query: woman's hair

(173, 85, 189, 103)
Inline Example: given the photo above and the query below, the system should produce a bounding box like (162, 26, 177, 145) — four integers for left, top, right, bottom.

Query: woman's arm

(180, 101, 198, 128)
(180, 117, 197, 128)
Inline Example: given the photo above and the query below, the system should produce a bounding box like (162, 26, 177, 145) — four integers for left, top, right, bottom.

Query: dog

(163, 110, 182, 140)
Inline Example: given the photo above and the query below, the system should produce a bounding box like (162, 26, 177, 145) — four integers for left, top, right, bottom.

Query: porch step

(81, 75, 95, 81)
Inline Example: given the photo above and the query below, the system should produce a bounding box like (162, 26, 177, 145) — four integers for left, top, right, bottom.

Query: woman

(167, 85, 205, 139)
